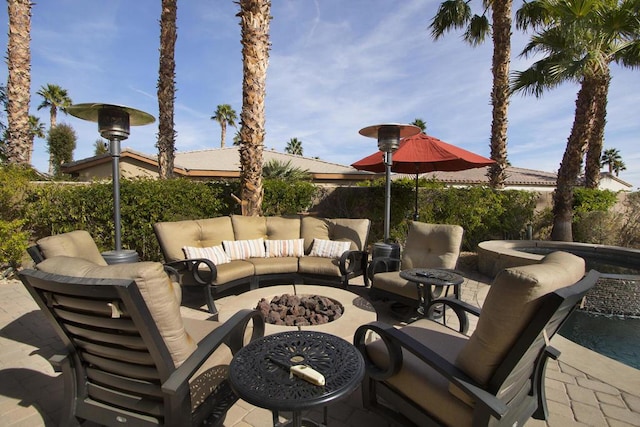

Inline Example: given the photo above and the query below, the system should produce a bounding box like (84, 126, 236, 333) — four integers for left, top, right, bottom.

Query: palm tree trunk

(584, 73, 610, 189)
(6, 0, 32, 166)
(157, 0, 177, 179)
(221, 122, 227, 148)
(487, 0, 512, 189)
(551, 77, 598, 241)
(238, 0, 271, 216)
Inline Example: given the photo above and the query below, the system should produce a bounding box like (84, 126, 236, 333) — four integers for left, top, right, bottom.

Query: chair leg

(49, 354, 81, 426)
(204, 286, 219, 321)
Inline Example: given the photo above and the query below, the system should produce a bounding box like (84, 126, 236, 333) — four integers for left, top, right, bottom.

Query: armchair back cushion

(36, 256, 197, 367)
(401, 222, 463, 269)
(455, 251, 585, 385)
(154, 216, 235, 262)
(36, 230, 107, 266)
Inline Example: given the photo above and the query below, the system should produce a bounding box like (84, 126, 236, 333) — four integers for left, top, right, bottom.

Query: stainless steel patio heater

(359, 123, 420, 242)
(67, 103, 155, 264)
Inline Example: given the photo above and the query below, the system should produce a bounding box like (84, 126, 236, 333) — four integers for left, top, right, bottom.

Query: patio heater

(67, 103, 155, 264)
(359, 123, 420, 242)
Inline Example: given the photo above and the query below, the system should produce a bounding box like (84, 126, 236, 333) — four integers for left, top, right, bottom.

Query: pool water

(559, 311, 640, 370)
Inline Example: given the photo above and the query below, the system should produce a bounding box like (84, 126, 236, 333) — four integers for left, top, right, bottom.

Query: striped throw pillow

(182, 245, 231, 265)
(308, 239, 351, 259)
(222, 238, 266, 260)
(265, 239, 305, 258)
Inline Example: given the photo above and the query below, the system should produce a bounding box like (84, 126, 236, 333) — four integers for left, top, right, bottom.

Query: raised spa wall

(477, 240, 640, 316)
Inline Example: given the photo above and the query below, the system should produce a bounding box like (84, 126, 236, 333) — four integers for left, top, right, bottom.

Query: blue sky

(1, 0, 638, 188)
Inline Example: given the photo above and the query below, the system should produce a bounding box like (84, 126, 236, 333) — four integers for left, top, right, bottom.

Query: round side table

(399, 268, 464, 317)
(229, 330, 365, 427)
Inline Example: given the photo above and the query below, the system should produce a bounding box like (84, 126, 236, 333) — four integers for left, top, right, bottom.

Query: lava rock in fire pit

(256, 294, 344, 326)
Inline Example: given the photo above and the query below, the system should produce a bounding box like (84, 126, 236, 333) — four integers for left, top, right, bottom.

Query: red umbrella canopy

(351, 133, 494, 174)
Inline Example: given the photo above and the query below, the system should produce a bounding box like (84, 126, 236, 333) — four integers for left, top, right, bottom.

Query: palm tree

(430, 0, 512, 189)
(232, 130, 242, 146)
(36, 84, 73, 174)
(601, 148, 626, 176)
(263, 159, 311, 180)
(27, 115, 45, 164)
(513, 0, 640, 241)
(36, 84, 72, 129)
(411, 118, 427, 133)
(237, 0, 271, 216)
(285, 137, 303, 156)
(5, 0, 33, 166)
(211, 104, 237, 148)
(157, 0, 177, 179)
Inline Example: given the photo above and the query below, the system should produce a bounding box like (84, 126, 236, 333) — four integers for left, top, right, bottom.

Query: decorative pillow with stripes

(222, 238, 266, 260)
(265, 239, 305, 258)
(308, 239, 351, 259)
(182, 245, 231, 265)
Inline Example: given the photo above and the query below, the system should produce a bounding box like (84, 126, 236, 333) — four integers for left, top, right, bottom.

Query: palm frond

(429, 0, 472, 40)
(464, 14, 491, 46)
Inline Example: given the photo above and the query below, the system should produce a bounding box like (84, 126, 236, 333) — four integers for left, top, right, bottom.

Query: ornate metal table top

(229, 330, 365, 412)
(399, 268, 464, 286)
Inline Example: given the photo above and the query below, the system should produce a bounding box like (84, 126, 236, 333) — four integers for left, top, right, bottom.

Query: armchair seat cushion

(365, 318, 472, 426)
(370, 272, 419, 300)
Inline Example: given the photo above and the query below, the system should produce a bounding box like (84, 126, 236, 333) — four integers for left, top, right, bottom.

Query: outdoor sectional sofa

(153, 215, 371, 318)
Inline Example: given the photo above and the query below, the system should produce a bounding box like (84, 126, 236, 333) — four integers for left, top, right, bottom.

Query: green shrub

(262, 179, 317, 215)
(0, 219, 29, 270)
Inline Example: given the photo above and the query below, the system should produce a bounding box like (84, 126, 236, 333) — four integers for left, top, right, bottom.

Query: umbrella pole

(384, 151, 392, 242)
(413, 172, 419, 221)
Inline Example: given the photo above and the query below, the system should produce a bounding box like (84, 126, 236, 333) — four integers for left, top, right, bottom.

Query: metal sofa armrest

(162, 309, 265, 396)
(164, 258, 218, 286)
(339, 250, 368, 276)
(354, 321, 508, 421)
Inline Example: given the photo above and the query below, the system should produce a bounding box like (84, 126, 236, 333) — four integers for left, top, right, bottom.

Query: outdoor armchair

(354, 251, 598, 426)
(368, 221, 464, 309)
(19, 258, 265, 426)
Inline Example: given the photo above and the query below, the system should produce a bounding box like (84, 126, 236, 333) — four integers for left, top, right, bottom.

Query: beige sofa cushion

(301, 217, 331, 253)
(154, 217, 235, 262)
(330, 218, 370, 251)
(36, 230, 107, 266)
(36, 256, 197, 367)
(401, 222, 463, 270)
(231, 215, 267, 240)
(455, 251, 585, 385)
(266, 216, 302, 240)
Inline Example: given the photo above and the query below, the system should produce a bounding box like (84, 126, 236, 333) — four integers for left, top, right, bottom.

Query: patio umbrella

(352, 133, 495, 220)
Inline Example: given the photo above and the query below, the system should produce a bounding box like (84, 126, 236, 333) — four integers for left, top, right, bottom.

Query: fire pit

(256, 294, 343, 326)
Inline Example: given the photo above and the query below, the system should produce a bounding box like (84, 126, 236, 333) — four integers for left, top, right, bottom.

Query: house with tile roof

(62, 146, 633, 192)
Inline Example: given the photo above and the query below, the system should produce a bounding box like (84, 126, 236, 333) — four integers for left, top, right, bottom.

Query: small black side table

(399, 268, 464, 317)
(229, 330, 365, 427)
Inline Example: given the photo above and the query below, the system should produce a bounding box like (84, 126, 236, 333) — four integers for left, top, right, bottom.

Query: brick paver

(2, 266, 639, 427)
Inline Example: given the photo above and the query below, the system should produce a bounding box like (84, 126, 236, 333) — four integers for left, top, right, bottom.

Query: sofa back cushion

(266, 216, 302, 240)
(231, 215, 267, 240)
(455, 251, 585, 385)
(301, 217, 331, 253)
(37, 230, 107, 266)
(36, 256, 196, 368)
(330, 218, 370, 251)
(154, 217, 235, 262)
(401, 222, 463, 270)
